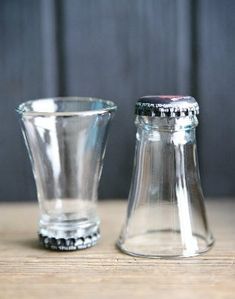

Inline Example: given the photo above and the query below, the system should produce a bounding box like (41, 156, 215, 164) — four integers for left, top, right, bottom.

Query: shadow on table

(18, 238, 42, 250)
(4, 237, 42, 250)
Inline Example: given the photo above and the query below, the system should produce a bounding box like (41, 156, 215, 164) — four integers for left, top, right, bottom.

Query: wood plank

(0, 0, 193, 201)
(40, 0, 61, 96)
(0, 200, 234, 299)
(61, 0, 191, 198)
(0, 0, 45, 201)
(1, 0, 235, 201)
(197, 0, 235, 196)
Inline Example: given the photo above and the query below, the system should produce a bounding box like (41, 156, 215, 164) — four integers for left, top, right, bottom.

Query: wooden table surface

(0, 200, 234, 299)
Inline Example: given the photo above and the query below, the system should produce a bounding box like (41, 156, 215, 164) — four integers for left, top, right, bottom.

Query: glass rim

(16, 97, 117, 116)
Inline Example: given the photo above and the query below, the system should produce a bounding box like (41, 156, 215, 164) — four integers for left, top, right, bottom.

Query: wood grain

(0, 0, 42, 202)
(197, 0, 235, 196)
(0, 200, 234, 299)
(0, 0, 192, 201)
(61, 0, 192, 199)
(1, 1, 235, 200)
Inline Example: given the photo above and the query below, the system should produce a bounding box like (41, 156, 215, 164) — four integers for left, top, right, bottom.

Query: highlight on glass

(17, 97, 116, 251)
(117, 95, 214, 258)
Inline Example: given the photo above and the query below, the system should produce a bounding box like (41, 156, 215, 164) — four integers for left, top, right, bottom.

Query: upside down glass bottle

(117, 95, 214, 258)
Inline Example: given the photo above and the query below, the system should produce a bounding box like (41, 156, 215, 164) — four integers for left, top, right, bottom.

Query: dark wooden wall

(0, 0, 234, 201)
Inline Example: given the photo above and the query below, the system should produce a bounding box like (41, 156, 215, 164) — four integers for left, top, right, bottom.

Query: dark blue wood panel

(61, 0, 191, 198)
(197, 0, 235, 196)
(0, 0, 45, 201)
(1, 0, 234, 200)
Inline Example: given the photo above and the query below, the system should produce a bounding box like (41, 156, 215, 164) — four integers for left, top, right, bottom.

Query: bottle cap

(135, 95, 199, 117)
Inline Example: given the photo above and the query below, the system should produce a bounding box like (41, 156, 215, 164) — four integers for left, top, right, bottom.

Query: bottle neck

(135, 115, 198, 132)
(135, 115, 198, 145)
(129, 114, 202, 208)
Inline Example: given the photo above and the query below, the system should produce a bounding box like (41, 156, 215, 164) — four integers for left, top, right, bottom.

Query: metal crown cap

(135, 95, 199, 117)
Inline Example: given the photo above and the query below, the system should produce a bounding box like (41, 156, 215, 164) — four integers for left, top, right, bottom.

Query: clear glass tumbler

(17, 97, 116, 250)
(117, 95, 214, 258)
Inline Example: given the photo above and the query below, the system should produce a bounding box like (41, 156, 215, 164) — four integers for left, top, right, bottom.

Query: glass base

(117, 229, 215, 259)
(38, 216, 100, 251)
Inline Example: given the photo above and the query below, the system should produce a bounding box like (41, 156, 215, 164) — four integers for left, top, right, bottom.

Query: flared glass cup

(17, 97, 116, 250)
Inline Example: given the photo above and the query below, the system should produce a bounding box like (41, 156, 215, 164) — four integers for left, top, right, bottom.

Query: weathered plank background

(0, 0, 234, 200)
